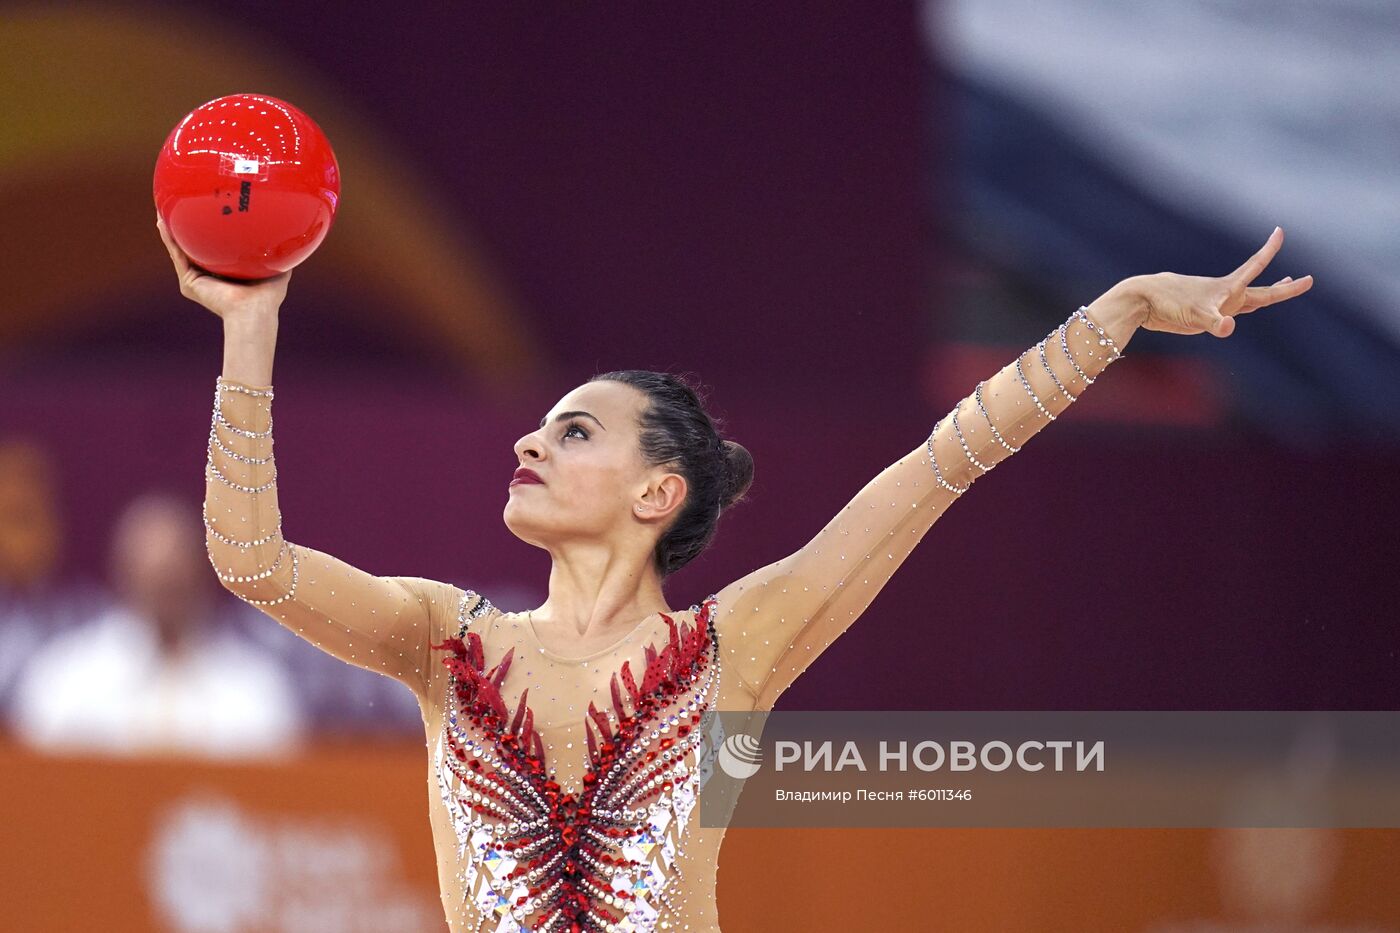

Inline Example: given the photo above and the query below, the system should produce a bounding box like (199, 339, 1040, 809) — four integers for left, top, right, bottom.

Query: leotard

(203, 307, 1121, 932)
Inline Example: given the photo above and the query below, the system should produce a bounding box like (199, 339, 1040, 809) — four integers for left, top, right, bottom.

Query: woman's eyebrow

(540, 411, 606, 430)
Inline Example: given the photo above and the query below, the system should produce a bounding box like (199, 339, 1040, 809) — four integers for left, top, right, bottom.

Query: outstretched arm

(716, 230, 1312, 710)
(160, 215, 459, 701)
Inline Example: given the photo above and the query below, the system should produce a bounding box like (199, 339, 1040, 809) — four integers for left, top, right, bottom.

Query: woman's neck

(533, 549, 670, 639)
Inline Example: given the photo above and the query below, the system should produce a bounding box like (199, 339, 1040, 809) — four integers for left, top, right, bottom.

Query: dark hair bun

(719, 439, 754, 510)
(587, 368, 755, 578)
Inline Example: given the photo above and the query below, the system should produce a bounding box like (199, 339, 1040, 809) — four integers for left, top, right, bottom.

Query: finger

(156, 212, 194, 277)
(1237, 275, 1314, 313)
(1228, 226, 1284, 287)
(1188, 303, 1235, 338)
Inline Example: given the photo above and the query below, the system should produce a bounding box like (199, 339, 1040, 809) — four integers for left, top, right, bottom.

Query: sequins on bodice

(431, 591, 721, 932)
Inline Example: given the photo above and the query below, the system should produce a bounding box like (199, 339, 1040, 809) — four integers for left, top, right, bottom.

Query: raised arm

(204, 377, 458, 697)
(717, 234, 1313, 711)
(160, 215, 459, 700)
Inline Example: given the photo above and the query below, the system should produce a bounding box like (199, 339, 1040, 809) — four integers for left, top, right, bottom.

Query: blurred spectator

(0, 439, 59, 592)
(8, 492, 305, 758)
(0, 438, 106, 716)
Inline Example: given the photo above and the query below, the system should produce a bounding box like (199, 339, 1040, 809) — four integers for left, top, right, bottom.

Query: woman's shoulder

(449, 587, 499, 637)
(374, 576, 500, 639)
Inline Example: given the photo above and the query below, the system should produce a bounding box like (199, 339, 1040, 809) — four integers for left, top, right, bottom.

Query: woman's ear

(635, 472, 687, 522)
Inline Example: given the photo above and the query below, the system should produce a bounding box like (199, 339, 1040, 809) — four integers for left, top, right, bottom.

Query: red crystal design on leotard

(431, 596, 719, 932)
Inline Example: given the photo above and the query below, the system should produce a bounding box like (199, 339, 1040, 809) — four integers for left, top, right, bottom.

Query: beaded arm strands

(925, 306, 1123, 495)
(203, 377, 450, 694)
(202, 379, 301, 605)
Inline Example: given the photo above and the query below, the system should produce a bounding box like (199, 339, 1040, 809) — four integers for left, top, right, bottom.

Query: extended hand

(1137, 227, 1313, 338)
(156, 213, 291, 321)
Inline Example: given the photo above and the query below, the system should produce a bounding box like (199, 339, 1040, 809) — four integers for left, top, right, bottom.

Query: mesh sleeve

(203, 377, 460, 699)
(715, 307, 1126, 710)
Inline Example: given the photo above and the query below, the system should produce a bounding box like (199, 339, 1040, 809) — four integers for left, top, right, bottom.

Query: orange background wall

(4, 740, 1398, 931)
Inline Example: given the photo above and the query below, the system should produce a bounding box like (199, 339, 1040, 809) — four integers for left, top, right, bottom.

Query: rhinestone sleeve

(714, 307, 1123, 711)
(203, 376, 458, 698)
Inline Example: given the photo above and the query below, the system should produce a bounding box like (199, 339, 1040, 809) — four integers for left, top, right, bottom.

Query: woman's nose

(514, 435, 543, 461)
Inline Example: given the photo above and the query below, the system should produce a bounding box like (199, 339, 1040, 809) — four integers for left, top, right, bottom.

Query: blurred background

(2, 1, 1397, 931)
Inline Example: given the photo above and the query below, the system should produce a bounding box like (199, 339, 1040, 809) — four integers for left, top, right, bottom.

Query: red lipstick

(510, 467, 543, 487)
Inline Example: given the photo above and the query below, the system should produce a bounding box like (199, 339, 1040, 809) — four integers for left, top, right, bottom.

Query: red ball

(153, 93, 341, 281)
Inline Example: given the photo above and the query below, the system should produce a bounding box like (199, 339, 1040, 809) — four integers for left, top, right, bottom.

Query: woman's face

(505, 381, 683, 548)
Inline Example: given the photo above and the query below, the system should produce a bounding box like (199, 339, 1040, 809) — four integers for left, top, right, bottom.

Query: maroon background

(3, 3, 1395, 713)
